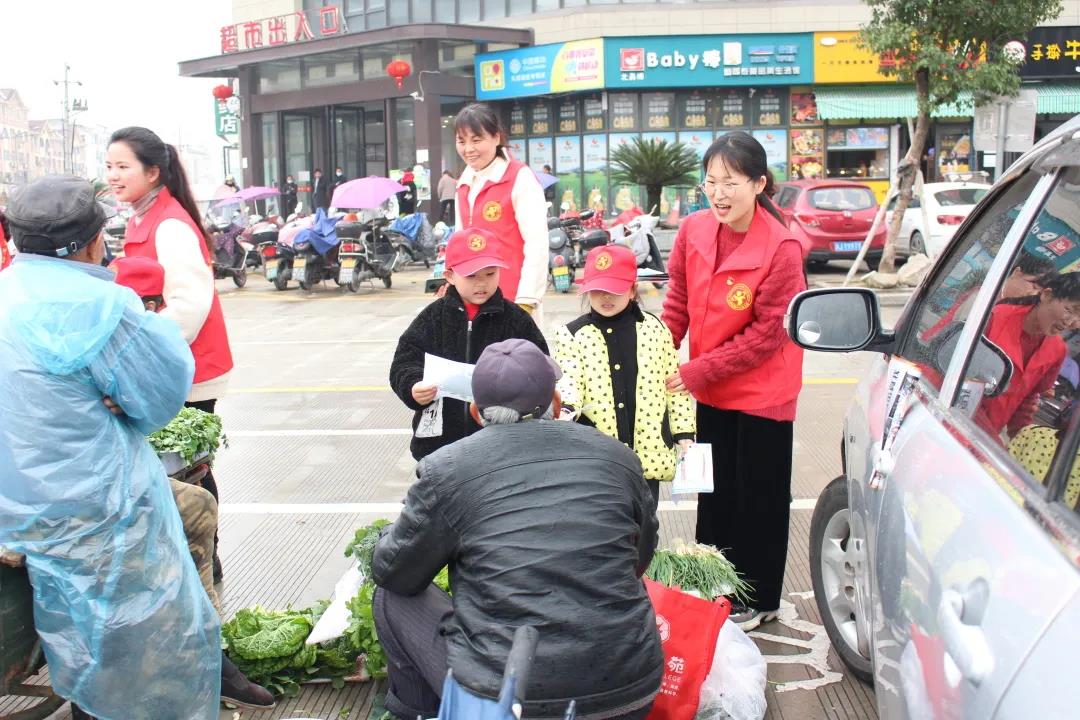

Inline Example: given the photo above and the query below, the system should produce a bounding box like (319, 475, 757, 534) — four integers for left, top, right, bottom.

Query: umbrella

(332, 176, 407, 210)
(534, 171, 558, 189)
(214, 186, 280, 209)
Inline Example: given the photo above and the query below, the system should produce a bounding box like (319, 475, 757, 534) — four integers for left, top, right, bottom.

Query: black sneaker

(729, 601, 779, 631)
(221, 652, 276, 710)
(70, 703, 96, 720)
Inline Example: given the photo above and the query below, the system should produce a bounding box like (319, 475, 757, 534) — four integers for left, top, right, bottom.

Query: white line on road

(218, 497, 817, 515)
(228, 429, 413, 437)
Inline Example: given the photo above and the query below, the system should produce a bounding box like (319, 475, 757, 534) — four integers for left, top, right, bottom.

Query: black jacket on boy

(389, 285, 549, 460)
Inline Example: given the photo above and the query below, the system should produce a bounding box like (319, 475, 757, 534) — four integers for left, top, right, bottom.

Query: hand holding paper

(422, 353, 476, 403)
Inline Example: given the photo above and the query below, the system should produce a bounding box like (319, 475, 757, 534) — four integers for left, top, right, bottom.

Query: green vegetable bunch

(224, 519, 452, 697)
(646, 540, 751, 604)
(147, 407, 228, 465)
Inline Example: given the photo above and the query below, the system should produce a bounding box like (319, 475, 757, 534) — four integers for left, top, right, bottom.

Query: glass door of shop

(362, 101, 387, 179)
(332, 105, 364, 183)
(283, 113, 314, 213)
(934, 124, 974, 182)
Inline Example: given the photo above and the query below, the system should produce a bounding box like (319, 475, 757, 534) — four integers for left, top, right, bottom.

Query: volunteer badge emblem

(594, 251, 613, 271)
(482, 201, 502, 221)
(727, 282, 753, 311)
(468, 234, 487, 252)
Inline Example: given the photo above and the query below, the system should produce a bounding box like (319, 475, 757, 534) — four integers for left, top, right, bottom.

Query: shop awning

(1035, 84, 1080, 114)
(816, 84, 1080, 121)
(814, 87, 973, 120)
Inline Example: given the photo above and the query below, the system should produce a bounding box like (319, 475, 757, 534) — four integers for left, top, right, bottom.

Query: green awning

(816, 84, 1080, 121)
(814, 86, 973, 120)
(1035, 83, 1080, 114)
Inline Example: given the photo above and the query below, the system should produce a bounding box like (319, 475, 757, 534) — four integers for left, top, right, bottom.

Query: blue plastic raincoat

(0, 254, 221, 719)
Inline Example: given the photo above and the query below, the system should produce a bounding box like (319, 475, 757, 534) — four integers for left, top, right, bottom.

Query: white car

(886, 182, 991, 259)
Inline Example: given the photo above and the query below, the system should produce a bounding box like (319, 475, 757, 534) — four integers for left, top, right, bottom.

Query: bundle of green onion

(645, 539, 751, 604)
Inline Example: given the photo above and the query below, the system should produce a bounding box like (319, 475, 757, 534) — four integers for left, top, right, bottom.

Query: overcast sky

(3, 0, 231, 153)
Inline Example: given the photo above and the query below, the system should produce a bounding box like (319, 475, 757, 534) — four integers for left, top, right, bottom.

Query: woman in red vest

(662, 131, 806, 631)
(977, 272, 1079, 440)
(453, 103, 548, 315)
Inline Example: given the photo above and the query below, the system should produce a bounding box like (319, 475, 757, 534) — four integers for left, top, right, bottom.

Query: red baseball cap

(113, 255, 165, 298)
(579, 244, 637, 295)
(445, 227, 508, 277)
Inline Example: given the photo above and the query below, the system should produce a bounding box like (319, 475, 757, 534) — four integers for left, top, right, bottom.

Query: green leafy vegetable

(343, 518, 390, 578)
(646, 539, 751, 604)
(147, 407, 228, 465)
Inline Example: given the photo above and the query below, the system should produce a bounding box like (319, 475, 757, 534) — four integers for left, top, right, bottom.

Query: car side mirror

(930, 323, 1013, 398)
(786, 288, 889, 352)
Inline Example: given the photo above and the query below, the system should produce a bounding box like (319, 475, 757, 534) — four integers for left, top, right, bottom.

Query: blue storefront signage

(604, 34, 814, 89)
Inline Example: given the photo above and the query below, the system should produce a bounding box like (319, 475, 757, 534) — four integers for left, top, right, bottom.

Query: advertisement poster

(609, 133, 642, 211)
(790, 128, 824, 179)
(678, 91, 711, 129)
(610, 93, 640, 131)
(678, 130, 713, 160)
(508, 104, 527, 137)
(506, 137, 527, 163)
(828, 126, 889, 149)
(790, 91, 820, 125)
(753, 87, 787, 127)
(583, 134, 609, 215)
(557, 98, 581, 134)
(938, 132, 973, 176)
(717, 88, 749, 129)
(752, 129, 789, 181)
(529, 101, 553, 136)
(644, 92, 675, 130)
(527, 137, 554, 173)
(477, 38, 605, 100)
(642, 131, 677, 147)
(555, 136, 583, 211)
(813, 31, 892, 84)
(583, 94, 606, 131)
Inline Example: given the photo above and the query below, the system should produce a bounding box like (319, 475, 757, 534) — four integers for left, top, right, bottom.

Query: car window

(935, 187, 990, 206)
(896, 167, 1044, 392)
(808, 187, 875, 211)
(776, 187, 798, 209)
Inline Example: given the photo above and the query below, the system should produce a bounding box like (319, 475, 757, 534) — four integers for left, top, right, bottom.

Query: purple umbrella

(534, 171, 558, 189)
(213, 186, 280, 208)
(332, 176, 407, 209)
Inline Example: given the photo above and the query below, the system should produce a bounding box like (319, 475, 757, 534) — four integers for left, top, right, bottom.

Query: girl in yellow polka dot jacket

(553, 244, 696, 503)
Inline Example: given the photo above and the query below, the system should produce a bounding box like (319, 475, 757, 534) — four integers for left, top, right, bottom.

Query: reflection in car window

(898, 168, 1043, 390)
(808, 187, 874, 211)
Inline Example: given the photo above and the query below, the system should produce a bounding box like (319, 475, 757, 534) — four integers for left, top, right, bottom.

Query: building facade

(192, 0, 1080, 214)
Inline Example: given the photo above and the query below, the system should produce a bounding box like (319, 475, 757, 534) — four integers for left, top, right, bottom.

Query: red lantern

(386, 59, 412, 90)
(212, 84, 233, 101)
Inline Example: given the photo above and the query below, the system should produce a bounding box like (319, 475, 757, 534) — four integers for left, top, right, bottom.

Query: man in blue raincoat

(0, 175, 221, 720)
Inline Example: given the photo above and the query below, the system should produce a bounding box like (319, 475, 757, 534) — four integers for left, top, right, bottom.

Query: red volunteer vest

(124, 187, 234, 385)
(457, 159, 528, 302)
(0, 224, 10, 270)
(978, 303, 1066, 435)
(682, 205, 803, 411)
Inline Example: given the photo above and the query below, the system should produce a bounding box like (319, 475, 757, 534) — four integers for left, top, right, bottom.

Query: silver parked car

(787, 117, 1080, 718)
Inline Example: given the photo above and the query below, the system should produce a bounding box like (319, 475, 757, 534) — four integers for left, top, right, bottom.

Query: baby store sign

(605, 33, 814, 88)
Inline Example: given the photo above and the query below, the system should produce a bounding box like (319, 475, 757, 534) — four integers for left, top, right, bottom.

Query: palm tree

(609, 138, 700, 218)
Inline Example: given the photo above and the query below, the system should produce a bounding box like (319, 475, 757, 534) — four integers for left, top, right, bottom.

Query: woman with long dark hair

(453, 103, 549, 317)
(661, 131, 806, 630)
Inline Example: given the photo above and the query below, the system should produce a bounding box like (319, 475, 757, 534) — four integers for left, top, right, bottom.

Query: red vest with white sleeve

(456, 159, 528, 302)
(123, 187, 233, 385)
(682, 204, 804, 411)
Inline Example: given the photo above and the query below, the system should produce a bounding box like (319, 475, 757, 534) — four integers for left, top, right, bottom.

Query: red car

(774, 180, 886, 270)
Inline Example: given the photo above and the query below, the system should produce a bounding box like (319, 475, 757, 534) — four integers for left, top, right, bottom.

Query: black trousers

(695, 404, 793, 612)
(438, 199, 455, 224)
(373, 585, 652, 720)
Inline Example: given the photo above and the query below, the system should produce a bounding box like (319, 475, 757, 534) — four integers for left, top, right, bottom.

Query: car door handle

(938, 585, 994, 687)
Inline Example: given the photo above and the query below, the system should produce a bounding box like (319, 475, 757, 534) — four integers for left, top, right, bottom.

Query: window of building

(412, 0, 433, 21)
(434, 0, 456, 21)
(459, 2, 481, 21)
(439, 41, 475, 77)
(535, 0, 560, 9)
(389, 0, 409, 24)
(825, 126, 889, 181)
(483, 0, 508, 18)
(509, 0, 534, 12)
(258, 59, 302, 93)
(394, 97, 417, 171)
(304, 51, 361, 88)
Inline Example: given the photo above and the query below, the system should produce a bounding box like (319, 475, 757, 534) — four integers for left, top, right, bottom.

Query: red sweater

(663, 224, 805, 422)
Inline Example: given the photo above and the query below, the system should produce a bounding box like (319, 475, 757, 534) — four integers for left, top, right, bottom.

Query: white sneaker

(733, 607, 779, 632)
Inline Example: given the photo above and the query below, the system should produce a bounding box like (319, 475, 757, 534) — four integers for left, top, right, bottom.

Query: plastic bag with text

(673, 442, 713, 496)
(694, 620, 767, 720)
(645, 579, 731, 720)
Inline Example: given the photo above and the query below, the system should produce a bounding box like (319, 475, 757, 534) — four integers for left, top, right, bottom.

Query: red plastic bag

(645, 579, 732, 720)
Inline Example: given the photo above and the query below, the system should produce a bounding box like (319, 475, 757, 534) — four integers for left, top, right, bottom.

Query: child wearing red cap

(112, 255, 167, 312)
(553, 244, 695, 504)
(390, 226, 549, 460)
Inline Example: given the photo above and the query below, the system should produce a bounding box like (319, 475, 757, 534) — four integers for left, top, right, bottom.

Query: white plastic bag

(306, 563, 365, 645)
(695, 619, 767, 720)
(673, 442, 713, 496)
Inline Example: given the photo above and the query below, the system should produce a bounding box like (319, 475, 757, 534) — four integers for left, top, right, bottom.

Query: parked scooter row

(547, 206, 666, 293)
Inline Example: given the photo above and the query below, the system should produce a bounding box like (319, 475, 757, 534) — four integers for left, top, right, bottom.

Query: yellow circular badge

(482, 201, 503, 222)
(468, 234, 487, 251)
(726, 283, 753, 311)
(594, 251, 613, 271)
